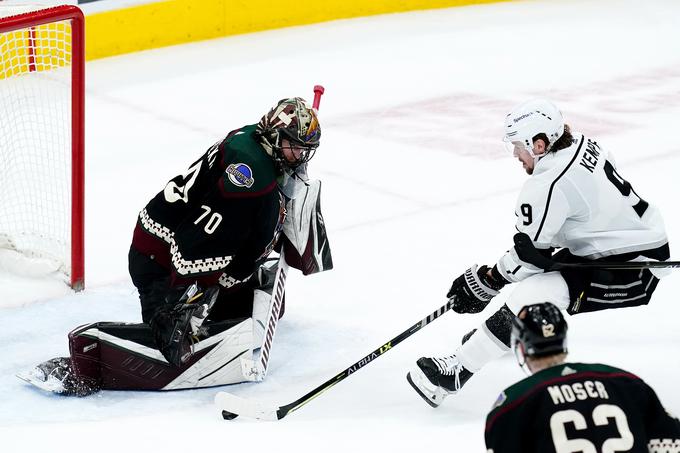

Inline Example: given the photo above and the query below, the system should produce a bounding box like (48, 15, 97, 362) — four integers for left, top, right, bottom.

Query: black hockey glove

(150, 284, 219, 367)
(448, 264, 508, 314)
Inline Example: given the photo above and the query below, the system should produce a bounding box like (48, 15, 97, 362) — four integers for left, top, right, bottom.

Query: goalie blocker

(19, 180, 332, 394)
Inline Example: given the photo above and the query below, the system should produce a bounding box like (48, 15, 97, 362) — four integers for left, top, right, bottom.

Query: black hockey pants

(128, 245, 257, 324)
(554, 245, 669, 315)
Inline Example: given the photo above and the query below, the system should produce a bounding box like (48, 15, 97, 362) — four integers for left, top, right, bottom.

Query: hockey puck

(222, 410, 239, 420)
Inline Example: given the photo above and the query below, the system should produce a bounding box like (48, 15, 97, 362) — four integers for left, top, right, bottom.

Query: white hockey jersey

(497, 133, 668, 283)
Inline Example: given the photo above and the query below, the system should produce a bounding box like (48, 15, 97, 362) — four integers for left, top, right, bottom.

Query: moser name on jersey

(547, 380, 609, 405)
(579, 139, 601, 173)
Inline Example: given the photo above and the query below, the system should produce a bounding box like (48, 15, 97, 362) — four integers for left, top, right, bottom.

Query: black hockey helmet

(255, 97, 320, 169)
(511, 302, 568, 360)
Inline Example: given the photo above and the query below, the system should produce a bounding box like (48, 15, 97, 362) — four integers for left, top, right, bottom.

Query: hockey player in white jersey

(407, 99, 670, 408)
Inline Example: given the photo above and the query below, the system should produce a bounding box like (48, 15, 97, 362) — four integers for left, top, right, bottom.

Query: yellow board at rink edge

(85, 0, 513, 60)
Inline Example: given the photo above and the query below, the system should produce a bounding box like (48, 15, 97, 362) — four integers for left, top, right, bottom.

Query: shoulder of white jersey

(607, 147, 617, 167)
(515, 177, 551, 216)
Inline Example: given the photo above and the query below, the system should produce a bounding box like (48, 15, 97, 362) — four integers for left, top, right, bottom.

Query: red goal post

(0, 4, 84, 290)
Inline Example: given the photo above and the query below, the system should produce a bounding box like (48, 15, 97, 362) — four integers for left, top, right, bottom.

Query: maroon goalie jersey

(485, 362, 680, 453)
(131, 124, 285, 291)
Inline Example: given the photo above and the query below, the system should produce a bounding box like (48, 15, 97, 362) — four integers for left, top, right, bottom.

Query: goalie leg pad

(67, 319, 257, 391)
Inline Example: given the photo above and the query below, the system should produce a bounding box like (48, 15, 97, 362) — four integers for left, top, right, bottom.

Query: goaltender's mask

(256, 97, 320, 168)
(256, 97, 320, 198)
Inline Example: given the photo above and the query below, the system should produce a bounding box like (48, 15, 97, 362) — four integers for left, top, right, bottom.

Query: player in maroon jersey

(485, 302, 680, 453)
(128, 97, 322, 366)
(20, 97, 334, 395)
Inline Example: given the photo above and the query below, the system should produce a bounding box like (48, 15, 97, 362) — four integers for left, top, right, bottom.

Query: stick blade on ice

(215, 392, 280, 421)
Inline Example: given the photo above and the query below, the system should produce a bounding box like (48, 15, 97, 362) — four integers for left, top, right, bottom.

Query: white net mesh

(0, 4, 74, 280)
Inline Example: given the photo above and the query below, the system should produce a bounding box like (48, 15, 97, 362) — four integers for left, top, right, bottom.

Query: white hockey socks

(456, 324, 510, 372)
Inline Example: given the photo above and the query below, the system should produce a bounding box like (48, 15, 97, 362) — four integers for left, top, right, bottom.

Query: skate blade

(406, 367, 456, 409)
(16, 370, 67, 394)
(406, 371, 441, 408)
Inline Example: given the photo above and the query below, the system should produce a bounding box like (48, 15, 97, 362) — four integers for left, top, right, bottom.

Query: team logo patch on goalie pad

(226, 163, 255, 188)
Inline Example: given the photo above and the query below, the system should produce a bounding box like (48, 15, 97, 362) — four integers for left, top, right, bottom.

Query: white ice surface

(2, 0, 680, 451)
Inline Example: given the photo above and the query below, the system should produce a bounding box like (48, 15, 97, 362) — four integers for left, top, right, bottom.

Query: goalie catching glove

(448, 264, 508, 314)
(150, 283, 219, 367)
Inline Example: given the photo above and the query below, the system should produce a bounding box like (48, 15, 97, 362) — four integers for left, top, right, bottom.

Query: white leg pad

(163, 318, 255, 389)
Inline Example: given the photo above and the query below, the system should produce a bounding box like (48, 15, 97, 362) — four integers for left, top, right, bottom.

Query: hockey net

(0, 3, 84, 289)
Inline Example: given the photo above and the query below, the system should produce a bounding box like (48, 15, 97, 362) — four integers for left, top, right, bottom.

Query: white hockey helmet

(503, 99, 564, 157)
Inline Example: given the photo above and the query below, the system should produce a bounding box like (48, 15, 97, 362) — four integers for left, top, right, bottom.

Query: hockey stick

(239, 85, 326, 382)
(256, 252, 287, 378)
(216, 300, 453, 420)
(240, 250, 289, 381)
(513, 233, 680, 271)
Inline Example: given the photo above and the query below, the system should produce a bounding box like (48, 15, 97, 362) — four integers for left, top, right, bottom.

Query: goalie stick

(513, 232, 680, 270)
(239, 85, 326, 382)
(216, 300, 454, 421)
(239, 250, 289, 381)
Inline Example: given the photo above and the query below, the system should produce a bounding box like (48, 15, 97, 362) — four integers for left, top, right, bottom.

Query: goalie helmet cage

(0, 4, 84, 290)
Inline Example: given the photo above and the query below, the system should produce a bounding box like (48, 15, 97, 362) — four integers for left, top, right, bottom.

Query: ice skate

(406, 355, 473, 408)
(17, 357, 99, 396)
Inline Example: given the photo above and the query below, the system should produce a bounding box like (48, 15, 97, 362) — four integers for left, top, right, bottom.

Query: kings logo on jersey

(226, 163, 255, 188)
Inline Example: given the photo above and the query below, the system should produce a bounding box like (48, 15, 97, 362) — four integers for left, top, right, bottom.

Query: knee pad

(484, 305, 514, 348)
